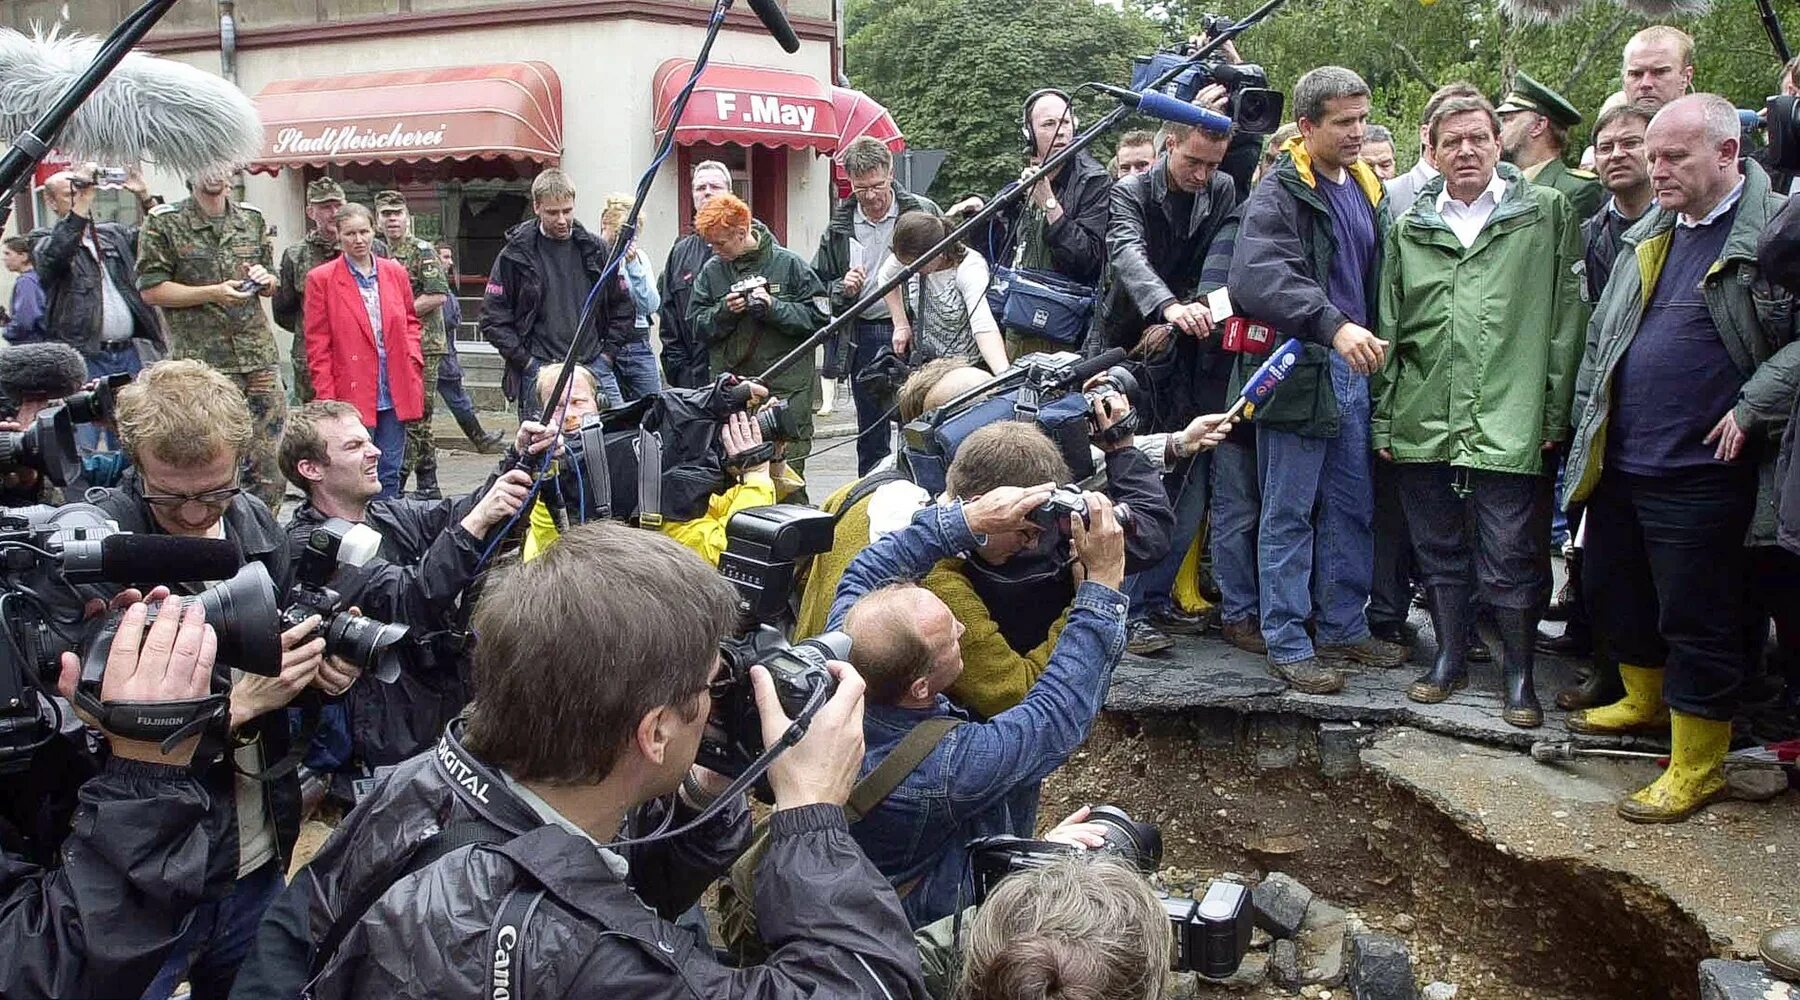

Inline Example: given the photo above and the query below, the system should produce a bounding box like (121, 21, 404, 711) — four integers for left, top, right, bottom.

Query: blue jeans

(141, 861, 283, 1000)
(437, 349, 480, 424)
(848, 318, 896, 475)
(1126, 451, 1212, 620)
(606, 337, 663, 402)
(370, 407, 405, 499)
(1210, 436, 1261, 624)
(76, 341, 142, 455)
(1255, 355, 1374, 664)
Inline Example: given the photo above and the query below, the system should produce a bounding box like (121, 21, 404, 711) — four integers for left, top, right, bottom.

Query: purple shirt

(1316, 170, 1376, 329)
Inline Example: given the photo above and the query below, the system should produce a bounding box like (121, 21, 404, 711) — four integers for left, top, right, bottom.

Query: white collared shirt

(500, 770, 631, 878)
(1678, 177, 1744, 229)
(1434, 172, 1508, 249)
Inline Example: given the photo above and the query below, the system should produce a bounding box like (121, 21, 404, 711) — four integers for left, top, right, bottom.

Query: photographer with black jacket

(277, 401, 555, 779)
(244, 522, 925, 1000)
(87, 360, 345, 1000)
(1, 591, 221, 999)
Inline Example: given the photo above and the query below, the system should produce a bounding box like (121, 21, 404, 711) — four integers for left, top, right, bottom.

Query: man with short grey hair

(1228, 65, 1406, 694)
(658, 159, 733, 388)
(1375, 91, 1586, 729)
(813, 136, 940, 473)
(1361, 124, 1397, 179)
(1563, 93, 1799, 824)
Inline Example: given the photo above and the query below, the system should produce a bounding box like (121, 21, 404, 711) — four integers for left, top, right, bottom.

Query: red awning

(248, 62, 562, 173)
(653, 59, 838, 152)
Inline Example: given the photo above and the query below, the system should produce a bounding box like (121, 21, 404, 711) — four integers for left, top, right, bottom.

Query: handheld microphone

(746, 0, 803, 54)
(1092, 83, 1233, 134)
(0, 28, 263, 178)
(1224, 337, 1304, 420)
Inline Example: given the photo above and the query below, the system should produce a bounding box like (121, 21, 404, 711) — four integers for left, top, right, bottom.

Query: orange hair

(694, 193, 751, 241)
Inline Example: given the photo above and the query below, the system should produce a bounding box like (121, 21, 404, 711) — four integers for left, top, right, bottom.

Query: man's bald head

(845, 583, 963, 705)
(1646, 94, 1742, 218)
(898, 360, 994, 423)
(42, 173, 78, 216)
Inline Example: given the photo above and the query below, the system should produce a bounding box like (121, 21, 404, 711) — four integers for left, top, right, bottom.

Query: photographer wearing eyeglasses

(84, 359, 345, 999)
(1, 589, 230, 998)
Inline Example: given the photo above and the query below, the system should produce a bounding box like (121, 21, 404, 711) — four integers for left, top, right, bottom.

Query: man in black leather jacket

(1100, 120, 1241, 653)
(239, 522, 926, 1000)
(277, 401, 553, 782)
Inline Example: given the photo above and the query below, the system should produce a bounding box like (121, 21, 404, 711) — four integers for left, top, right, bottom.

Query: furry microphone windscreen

(0, 343, 88, 402)
(0, 28, 263, 177)
(1496, 0, 1711, 23)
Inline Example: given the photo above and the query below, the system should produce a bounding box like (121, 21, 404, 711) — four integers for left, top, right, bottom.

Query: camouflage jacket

(136, 197, 279, 373)
(386, 234, 452, 354)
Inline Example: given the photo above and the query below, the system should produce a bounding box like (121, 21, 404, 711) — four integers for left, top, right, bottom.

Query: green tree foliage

(1140, 0, 1788, 164)
(845, 0, 1161, 199)
(847, 0, 1791, 190)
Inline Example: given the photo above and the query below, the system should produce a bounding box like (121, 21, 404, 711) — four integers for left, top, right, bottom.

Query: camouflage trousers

(229, 367, 290, 515)
(290, 334, 316, 405)
(402, 351, 446, 483)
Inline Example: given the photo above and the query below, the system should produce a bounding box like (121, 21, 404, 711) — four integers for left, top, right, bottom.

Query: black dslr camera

(0, 405, 79, 488)
(697, 504, 846, 787)
(286, 518, 411, 683)
(1131, 30, 1285, 135)
(969, 806, 1252, 979)
(60, 373, 131, 425)
(1765, 95, 1800, 172)
(1028, 484, 1137, 538)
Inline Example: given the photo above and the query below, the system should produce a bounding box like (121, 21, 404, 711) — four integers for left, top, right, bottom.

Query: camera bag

(716, 716, 963, 963)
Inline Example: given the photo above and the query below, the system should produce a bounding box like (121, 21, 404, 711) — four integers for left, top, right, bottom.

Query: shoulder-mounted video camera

(968, 806, 1252, 979)
(900, 348, 1141, 497)
(1132, 33, 1284, 135)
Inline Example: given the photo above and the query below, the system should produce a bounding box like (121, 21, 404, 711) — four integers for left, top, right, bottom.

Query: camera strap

(72, 686, 228, 754)
(636, 426, 663, 528)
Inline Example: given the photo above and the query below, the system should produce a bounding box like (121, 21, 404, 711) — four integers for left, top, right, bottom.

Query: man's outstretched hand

(58, 589, 217, 766)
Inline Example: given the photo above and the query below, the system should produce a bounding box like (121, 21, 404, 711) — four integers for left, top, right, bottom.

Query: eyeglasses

(1595, 138, 1645, 157)
(850, 178, 892, 196)
(140, 484, 242, 509)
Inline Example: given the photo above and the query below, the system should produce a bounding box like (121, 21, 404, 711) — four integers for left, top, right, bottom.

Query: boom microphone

(1092, 83, 1234, 134)
(0, 27, 263, 178)
(746, 0, 803, 54)
(1493, 0, 1709, 24)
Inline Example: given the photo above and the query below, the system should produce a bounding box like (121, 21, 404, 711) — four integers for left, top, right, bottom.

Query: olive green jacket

(1564, 161, 1800, 545)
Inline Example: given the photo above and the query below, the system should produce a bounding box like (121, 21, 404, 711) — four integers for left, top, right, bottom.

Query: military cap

(1496, 71, 1583, 129)
(373, 189, 408, 210)
(306, 177, 347, 204)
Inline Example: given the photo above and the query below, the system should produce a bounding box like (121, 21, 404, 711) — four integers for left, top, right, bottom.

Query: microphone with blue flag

(1224, 337, 1304, 421)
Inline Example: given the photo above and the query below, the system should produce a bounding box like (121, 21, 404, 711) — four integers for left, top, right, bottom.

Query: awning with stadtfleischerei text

(247, 62, 562, 173)
(652, 59, 838, 152)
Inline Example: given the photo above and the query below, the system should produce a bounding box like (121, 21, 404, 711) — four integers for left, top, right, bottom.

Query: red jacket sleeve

(303, 265, 338, 401)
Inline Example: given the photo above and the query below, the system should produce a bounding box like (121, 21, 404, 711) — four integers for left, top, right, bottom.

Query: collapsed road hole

(1039, 712, 1719, 1000)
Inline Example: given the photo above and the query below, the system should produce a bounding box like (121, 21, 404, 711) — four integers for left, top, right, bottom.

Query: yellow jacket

(925, 559, 1071, 719)
(662, 468, 804, 565)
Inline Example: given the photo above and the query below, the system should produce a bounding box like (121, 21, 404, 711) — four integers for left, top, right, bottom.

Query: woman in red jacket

(304, 203, 424, 498)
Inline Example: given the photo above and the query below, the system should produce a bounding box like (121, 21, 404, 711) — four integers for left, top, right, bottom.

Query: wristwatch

(1043, 197, 1061, 214)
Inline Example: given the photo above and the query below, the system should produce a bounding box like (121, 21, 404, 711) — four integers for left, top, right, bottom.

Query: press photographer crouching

(821, 454, 1129, 926)
(1, 590, 226, 998)
(86, 359, 348, 999)
(277, 400, 551, 793)
(251, 522, 926, 1000)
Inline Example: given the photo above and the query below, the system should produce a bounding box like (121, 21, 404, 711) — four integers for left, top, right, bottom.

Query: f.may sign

(271, 121, 450, 158)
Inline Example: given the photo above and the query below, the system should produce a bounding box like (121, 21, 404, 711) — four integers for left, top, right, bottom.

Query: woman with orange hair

(687, 194, 828, 485)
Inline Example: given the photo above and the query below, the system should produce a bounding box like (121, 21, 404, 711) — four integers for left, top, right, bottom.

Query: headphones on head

(1021, 88, 1073, 154)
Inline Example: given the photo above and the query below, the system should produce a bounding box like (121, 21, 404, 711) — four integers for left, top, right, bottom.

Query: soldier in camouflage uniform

(272, 177, 352, 406)
(374, 189, 453, 499)
(136, 164, 289, 512)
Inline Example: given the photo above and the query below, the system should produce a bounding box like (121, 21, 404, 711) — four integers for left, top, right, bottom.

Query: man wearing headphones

(951, 89, 1114, 359)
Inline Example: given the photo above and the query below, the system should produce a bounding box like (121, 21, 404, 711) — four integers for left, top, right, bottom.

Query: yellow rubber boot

(1617, 710, 1730, 824)
(1566, 664, 1669, 735)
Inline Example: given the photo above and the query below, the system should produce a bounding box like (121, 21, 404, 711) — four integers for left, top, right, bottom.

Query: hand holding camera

(57, 588, 216, 766)
(1069, 492, 1127, 590)
(229, 614, 325, 730)
(721, 411, 770, 477)
(962, 483, 1058, 539)
(754, 658, 866, 811)
(726, 275, 771, 317)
